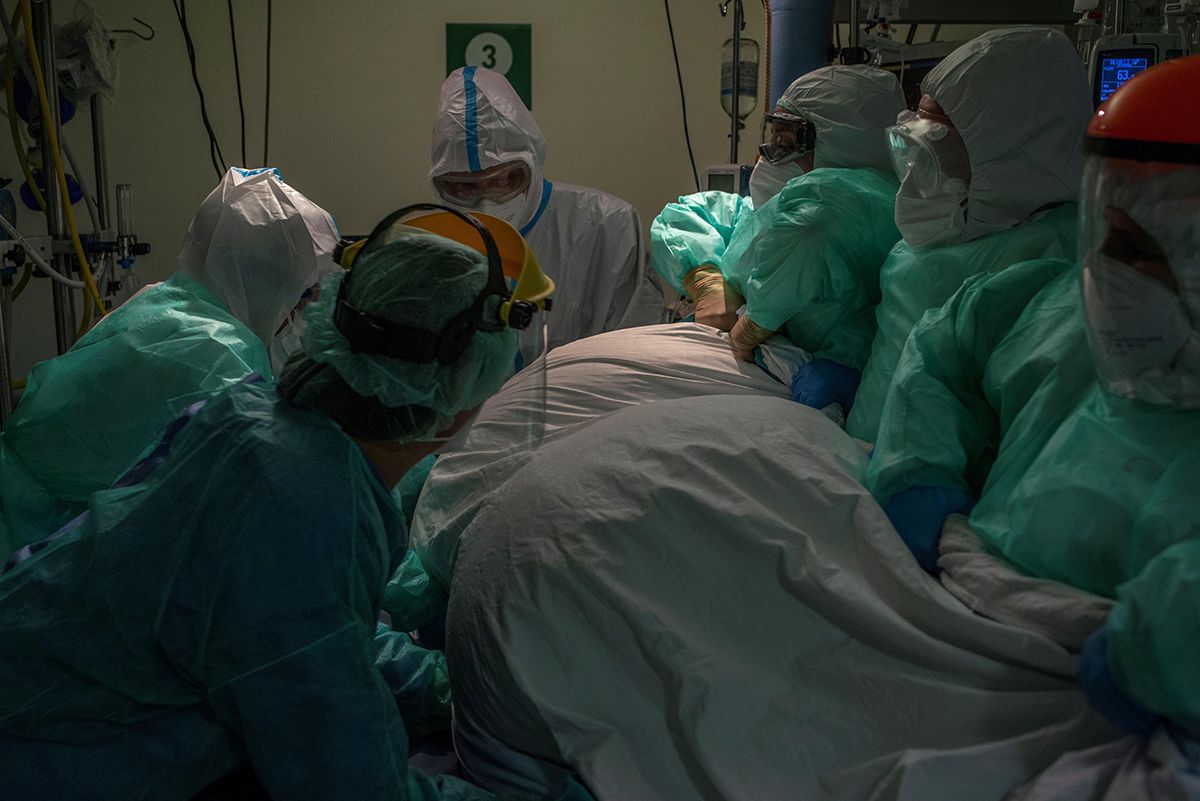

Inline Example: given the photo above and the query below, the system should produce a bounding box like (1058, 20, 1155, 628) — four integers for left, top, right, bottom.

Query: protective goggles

(332, 203, 555, 365)
(758, 112, 816, 165)
(886, 109, 971, 198)
(432, 162, 531, 208)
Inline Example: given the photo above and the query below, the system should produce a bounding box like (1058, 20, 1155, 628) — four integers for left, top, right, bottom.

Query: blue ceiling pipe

(763, 0, 835, 109)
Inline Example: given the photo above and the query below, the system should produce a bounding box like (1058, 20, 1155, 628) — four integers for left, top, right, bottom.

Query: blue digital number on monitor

(1099, 56, 1149, 102)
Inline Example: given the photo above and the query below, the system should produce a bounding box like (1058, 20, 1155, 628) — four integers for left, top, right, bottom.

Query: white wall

(4, 0, 769, 377)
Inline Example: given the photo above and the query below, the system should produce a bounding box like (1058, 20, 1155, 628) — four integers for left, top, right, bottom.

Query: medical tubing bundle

(9, 0, 106, 322)
(3, 39, 101, 299)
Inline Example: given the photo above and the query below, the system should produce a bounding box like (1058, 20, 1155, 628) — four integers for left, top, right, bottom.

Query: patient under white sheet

(435, 391, 1124, 800)
(406, 324, 1175, 800)
(411, 323, 791, 586)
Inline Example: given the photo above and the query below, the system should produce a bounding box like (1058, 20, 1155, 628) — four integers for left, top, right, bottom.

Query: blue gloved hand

(1078, 627, 1162, 736)
(790, 359, 863, 415)
(883, 486, 976, 574)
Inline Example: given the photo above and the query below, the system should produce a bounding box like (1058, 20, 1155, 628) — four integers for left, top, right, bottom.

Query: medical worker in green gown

(868, 56, 1200, 740)
(0, 168, 339, 556)
(0, 206, 587, 801)
(650, 65, 905, 370)
(792, 29, 1093, 438)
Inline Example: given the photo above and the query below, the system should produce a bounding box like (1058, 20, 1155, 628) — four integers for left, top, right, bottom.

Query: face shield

(1078, 156, 1200, 408)
(886, 109, 971, 199)
(888, 107, 973, 248)
(332, 204, 555, 446)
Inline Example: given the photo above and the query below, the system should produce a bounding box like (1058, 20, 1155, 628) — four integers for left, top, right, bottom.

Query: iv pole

(721, 0, 746, 162)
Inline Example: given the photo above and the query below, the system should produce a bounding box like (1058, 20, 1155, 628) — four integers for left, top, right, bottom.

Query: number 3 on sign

(466, 33, 514, 74)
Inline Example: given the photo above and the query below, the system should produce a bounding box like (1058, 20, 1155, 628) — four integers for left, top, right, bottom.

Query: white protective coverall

(430, 67, 664, 353)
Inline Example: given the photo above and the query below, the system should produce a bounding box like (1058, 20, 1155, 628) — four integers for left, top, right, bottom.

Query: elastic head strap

(333, 203, 510, 364)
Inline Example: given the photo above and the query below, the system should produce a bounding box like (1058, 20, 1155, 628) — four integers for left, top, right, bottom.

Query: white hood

(176, 167, 339, 349)
(430, 67, 548, 231)
(921, 28, 1092, 243)
(777, 65, 906, 173)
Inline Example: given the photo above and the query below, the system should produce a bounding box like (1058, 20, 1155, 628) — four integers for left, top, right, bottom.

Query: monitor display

(1097, 54, 1151, 103)
(707, 171, 736, 193)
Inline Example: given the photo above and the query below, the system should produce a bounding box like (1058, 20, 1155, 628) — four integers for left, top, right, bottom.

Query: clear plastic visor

(1078, 154, 1200, 406)
(886, 109, 971, 198)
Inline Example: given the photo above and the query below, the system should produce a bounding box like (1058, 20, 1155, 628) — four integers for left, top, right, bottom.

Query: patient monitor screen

(1096, 51, 1152, 104)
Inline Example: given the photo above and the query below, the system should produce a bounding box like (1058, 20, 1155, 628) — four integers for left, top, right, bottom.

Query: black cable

(663, 0, 700, 193)
(227, 0, 247, 166)
(264, 0, 272, 166)
(174, 0, 227, 180)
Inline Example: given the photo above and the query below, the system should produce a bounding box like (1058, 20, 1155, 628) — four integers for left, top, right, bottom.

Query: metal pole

(90, 95, 111, 233)
(1, 280, 11, 344)
(1112, 0, 1125, 35)
(32, 0, 75, 353)
(848, 0, 861, 55)
(729, 0, 743, 162)
(91, 94, 112, 300)
(0, 282, 12, 425)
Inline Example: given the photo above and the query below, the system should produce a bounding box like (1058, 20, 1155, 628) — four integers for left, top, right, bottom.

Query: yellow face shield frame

(334, 205, 553, 329)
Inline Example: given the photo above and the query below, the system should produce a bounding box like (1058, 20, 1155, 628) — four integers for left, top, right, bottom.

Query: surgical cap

(177, 167, 340, 348)
(921, 28, 1092, 241)
(277, 233, 518, 441)
(777, 65, 907, 173)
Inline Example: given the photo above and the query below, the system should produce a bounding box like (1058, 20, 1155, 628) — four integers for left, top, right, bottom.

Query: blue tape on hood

(464, 66, 482, 172)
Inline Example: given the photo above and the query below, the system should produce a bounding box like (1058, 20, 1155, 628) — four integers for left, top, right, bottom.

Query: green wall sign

(446, 23, 533, 108)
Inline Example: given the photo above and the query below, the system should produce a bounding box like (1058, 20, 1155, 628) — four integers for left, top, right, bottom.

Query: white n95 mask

(270, 311, 308, 376)
(1082, 250, 1200, 408)
(1078, 160, 1200, 409)
(748, 158, 807, 209)
(894, 170, 969, 249)
(477, 192, 535, 229)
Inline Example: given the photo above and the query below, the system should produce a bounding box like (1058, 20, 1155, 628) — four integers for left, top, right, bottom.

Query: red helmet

(1085, 55, 1200, 163)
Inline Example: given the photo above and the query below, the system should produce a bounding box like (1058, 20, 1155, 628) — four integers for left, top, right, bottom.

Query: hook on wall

(112, 17, 154, 42)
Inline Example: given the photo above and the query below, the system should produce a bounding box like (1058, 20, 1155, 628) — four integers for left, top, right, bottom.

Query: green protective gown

(0, 273, 271, 557)
(0, 381, 536, 801)
(867, 258, 1094, 505)
(868, 259, 1200, 733)
(848, 202, 1079, 443)
(650, 190, 754, 295)
(650, 168, 901, 368)
(971, 384, 1200, 733)
(382, 455, 451, 633)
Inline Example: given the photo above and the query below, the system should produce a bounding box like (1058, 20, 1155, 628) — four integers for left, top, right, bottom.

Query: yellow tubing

(5, 24, 45, 213)
(12, 262, 31, 299)
(18, 0, 105, 320)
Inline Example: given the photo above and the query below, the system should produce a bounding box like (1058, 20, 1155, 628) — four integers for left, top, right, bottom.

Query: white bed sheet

(410, 324, 790, 586)
(443, 395, 1121, 801)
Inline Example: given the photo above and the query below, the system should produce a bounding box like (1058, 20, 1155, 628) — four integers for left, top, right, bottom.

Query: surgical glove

(790, 359, 863, 415)
(683, 265, 743, 332)
(729, 316, 776, 361)
(883, 486, 976, 574)
(1078, 627, 1162, 736)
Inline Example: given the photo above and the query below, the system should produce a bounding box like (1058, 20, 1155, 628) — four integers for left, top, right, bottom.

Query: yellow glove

(729, 316, 776, 362)
(683, 265, 744, 332)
